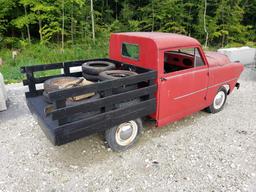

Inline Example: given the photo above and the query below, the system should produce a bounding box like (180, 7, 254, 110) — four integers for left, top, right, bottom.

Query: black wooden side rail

(54, 99, 156, 145)
(51, 85, 157, 120)
(20, 58, 152, 96)
(21, 59, 109, 97)
(21, 59, 157, 144)
(47, 70, 156, 100)
(47, 70, 156, 126)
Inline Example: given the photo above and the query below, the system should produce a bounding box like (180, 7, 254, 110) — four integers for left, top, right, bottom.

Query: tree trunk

(203, 0, 209, 48)
(61, 0, 65, 52)
(90, 0, 95, 43)
(115, 0, 118, 20)
(187, 5, 192, 36)
(24, 6, 31, 44)
(221, 34, 225, 48)
(152, 0, 155, 32)
(38, 11, 43, 42)
(71, 2, 74, 45)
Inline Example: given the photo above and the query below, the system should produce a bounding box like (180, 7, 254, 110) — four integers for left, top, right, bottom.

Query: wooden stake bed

(21, 59, 157, 145)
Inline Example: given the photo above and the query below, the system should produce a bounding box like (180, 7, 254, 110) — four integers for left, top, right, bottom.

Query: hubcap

(213, 91, 226, 110)
(115, 121, 138, 146)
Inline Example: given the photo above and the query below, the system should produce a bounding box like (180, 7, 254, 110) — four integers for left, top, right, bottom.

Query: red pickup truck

(21, 32, 244, 151)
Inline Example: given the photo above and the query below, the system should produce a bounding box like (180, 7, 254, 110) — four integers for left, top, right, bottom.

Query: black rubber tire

(82, 72, 100, 82)
(105, 118, 143, 152)
(99, 70, 138, 81)
(205, 87, 227, 114)
(99, 70, 138, 93)
(44, 76, 78, 93)
(82, 61, 116, 75)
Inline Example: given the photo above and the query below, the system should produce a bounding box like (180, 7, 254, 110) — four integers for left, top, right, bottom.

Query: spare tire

(82, 72, 100, 82)
(44, 76, 78, 93)
(99, 70, 138, 81)
(43, 76, 95, 103)
(82, 61, 116, 75)
(44, 94, 101, 116)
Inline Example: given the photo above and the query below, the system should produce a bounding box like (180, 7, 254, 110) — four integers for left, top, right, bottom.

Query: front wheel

(206, 87, 227, 113)
(105, 118, 143, 152)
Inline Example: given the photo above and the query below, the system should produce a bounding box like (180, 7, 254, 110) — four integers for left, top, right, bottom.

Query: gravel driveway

(0, 66, 256, 192)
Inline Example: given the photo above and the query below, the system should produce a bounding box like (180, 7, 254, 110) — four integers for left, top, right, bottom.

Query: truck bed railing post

(63, 63, 70, 75)
(103, 89, 113, 112)
(53, 99, 67, 125)
(26, 71, 37, 96)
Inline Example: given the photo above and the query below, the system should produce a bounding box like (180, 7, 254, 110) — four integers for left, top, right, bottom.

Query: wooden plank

(54, 98, 156, 134)
(48, 71, 157, 100)
(23, 74, 65, 85)
(53, 100, 67, 125)
(23, 72, 82, 85)
(22, 63, 64, 73)
(63, 58, 109, 68)
(51, 85, 157, 120)
(63, 65, 71, 75)
(26, 72, 36, 94)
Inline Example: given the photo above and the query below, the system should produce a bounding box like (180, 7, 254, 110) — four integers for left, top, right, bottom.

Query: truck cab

(109, 32, 244, 127)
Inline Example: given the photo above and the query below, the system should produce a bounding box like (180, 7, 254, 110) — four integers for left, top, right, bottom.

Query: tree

(203, 0, 209, 47)
(0, 0, 255, 48)
(90, 0, 95, 43)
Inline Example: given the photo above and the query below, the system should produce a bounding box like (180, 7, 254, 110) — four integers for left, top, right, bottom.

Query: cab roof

(114, 32, 201, 50)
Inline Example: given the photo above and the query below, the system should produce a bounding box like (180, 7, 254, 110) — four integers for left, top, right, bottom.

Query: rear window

(121, 43, 139, 60)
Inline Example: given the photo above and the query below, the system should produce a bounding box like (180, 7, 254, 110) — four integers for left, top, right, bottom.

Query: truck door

(157, 47, 209, 126)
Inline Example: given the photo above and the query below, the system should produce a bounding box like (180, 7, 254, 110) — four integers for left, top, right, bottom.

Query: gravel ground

(0, 66, 256, 192)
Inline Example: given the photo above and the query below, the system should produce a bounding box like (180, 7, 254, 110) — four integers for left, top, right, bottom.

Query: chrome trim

(173, 78, 238, 100)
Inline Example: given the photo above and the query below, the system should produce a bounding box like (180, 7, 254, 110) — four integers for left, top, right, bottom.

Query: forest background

(0, 0, 255, 82)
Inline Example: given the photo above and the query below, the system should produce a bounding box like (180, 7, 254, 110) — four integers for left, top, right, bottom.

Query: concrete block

(0, 72, 7, 111)
(218, 46, 256, 65)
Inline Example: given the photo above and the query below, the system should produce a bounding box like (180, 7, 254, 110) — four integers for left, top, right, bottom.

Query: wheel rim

(213, 91, 226, 110)
(115, 121, 138, 146)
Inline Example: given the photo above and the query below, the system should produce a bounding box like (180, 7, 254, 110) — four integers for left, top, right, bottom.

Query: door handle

(160, 77, 167, 81)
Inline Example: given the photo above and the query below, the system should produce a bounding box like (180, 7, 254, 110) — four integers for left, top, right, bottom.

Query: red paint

(109, 32, 244, 127)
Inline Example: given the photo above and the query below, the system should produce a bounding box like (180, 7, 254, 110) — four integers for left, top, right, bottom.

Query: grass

(0, 37, 109, 83)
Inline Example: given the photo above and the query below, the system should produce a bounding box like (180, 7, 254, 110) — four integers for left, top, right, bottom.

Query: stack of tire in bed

(82, 61, 115, 82)
(43, 60, 139, 119)
(81, 60, 138, 94)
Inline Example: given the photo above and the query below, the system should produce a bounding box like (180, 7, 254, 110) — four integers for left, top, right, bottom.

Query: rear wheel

(105, 118, 143, 152)
(206, 87, 227, 113)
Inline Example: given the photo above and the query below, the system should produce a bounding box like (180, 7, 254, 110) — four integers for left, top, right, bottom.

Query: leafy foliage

(0, 0, 255, 48)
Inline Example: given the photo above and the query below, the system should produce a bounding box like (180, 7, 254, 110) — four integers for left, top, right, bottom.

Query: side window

(164, 47, 205, 74)
(194, 48, 205, 67)
(122, 43, 139, 60)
